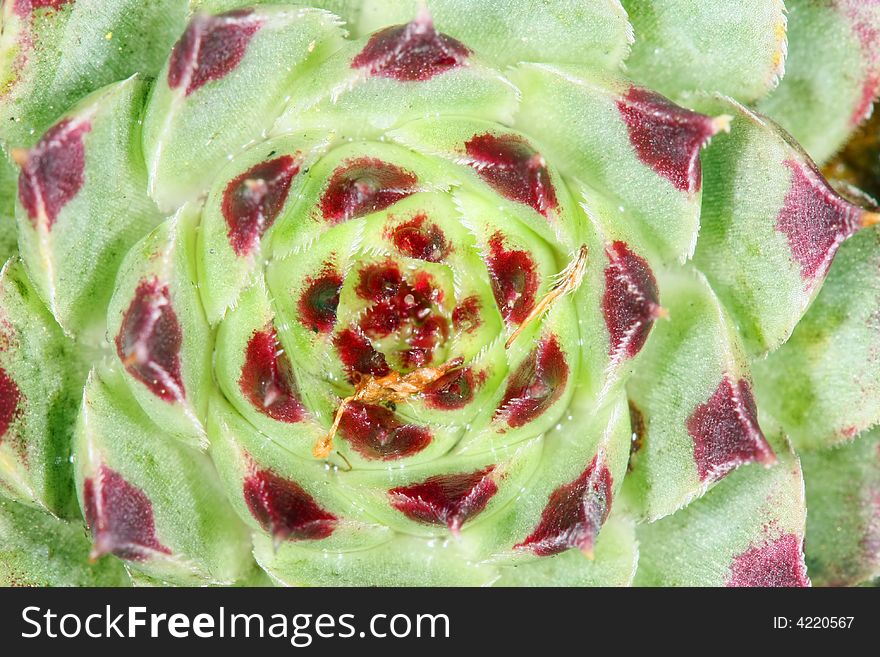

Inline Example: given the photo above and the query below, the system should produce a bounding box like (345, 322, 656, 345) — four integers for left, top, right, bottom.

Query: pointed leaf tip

(617, 87, 718, 193)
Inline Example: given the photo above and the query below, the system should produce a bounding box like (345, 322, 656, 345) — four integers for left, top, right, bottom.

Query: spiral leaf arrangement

(1, 0, 879, 587)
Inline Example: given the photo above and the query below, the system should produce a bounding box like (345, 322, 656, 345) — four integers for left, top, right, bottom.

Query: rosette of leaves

(1, 0, 879, 587)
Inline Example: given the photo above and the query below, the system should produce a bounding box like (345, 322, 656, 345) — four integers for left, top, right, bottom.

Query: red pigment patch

(298, 267, 343, 333)
(115, 278, 185, 403)
(338, 401, 432, 460)
(351, 15, 470, 82)
(83, 466, 171, 562)
(167, 9, 261, 96)
(617, 87, 717, 193)
(776, 159, 866, 282)
(355, 261, 449, 369)
(602, 241, 662, 361)
(222, 155, 299, 256)
(423, 366, 476, 410)
(320, 158, 419, 224)
(515, 456, 612, 556)
(452, 295, 481, 334)
(496, 335, 568, 428)
(388, 213, 451, 262)
(486, 232, 539, 326)
(687, 377, 775, 482)
(239, 327, 306, 423)
(243, 468, 336, 542)
(389, 466, 497, 534)
(0, 367, 21, 441)
(13, 0, 71, 15)
(18, 118, 91, 229)
(465, 133, 558, 217)
(727, 534, 810, 587)
(334, 328, 390, 378)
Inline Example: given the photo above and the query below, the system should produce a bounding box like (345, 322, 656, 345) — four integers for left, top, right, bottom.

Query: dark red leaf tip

(617, 86, 720, 193)
(726, 534, 810, 587)
(452, 295, 482, 334)
(239, 326, 306, 423)
(334, 328, 391, 379)
(243, 467, 337, 542)
(515, 456, 612, 557)
(387, 213, 452, 262)
(298, 264, 343, 334)
(496, 334, 568, 428)
(115, 278, 185, 403)
(602, 241, 662, 362)
(687, 376, 775, 483)
(423, 366, 477, 410)
(465, 133, 558, 216)
(167, 9, 261, 96)
(338, 401, 432, 460)
(222, 155, 299, 256)
(486, 231, 539, 326)
(351, 13, 470, 82)
(389, 466, 498, 534)
(776, 159, 867, 282)
(320, 157, 419, 224)
(83, 465, 171, 562)
(17, 118, 91, 229)
(0, 366, 22, 443)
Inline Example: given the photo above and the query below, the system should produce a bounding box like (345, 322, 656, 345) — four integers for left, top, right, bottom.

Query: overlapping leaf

(14, 77, 164, 340)
(623, 0, 787, 104)
(758, 0, 880, 164)
(753, 226, 880, 450)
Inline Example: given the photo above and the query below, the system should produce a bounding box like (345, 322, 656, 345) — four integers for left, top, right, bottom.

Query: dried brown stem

(313, 358, 464, 459)
(505, 244, 588, 349)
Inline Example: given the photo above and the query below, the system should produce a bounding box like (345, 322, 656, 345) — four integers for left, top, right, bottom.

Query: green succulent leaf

(74, 363, 254, 585)
(493, 513, 638, 587)
(757, 0, 880, 164)
(634, 437, 809, 587)
(106, 205, 212, 448)
(800, 429, 880, 587)
(0, 259, 81, 515)
(511, 63, 723, 263)
(465, 392, 631, 562)
(208, 390, 395, 551)
(692, 95, 876, 354)
(753, 226, 880, 451)
(197, 132, 331, 324)
(622, 268, 774, 522)
(0, 497, 130, 586)
(14, 77, 164, 341)
(0, 0, 189, 148)
(271, 29, 520, 139)
(622, 0, 787, 104)
(356, 0, 634, 70)
(1, 0, 876, 589)
(142, 5, 346, 210)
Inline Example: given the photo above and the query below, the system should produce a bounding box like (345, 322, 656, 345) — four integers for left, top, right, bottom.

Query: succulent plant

(1, 0, 879, 588)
